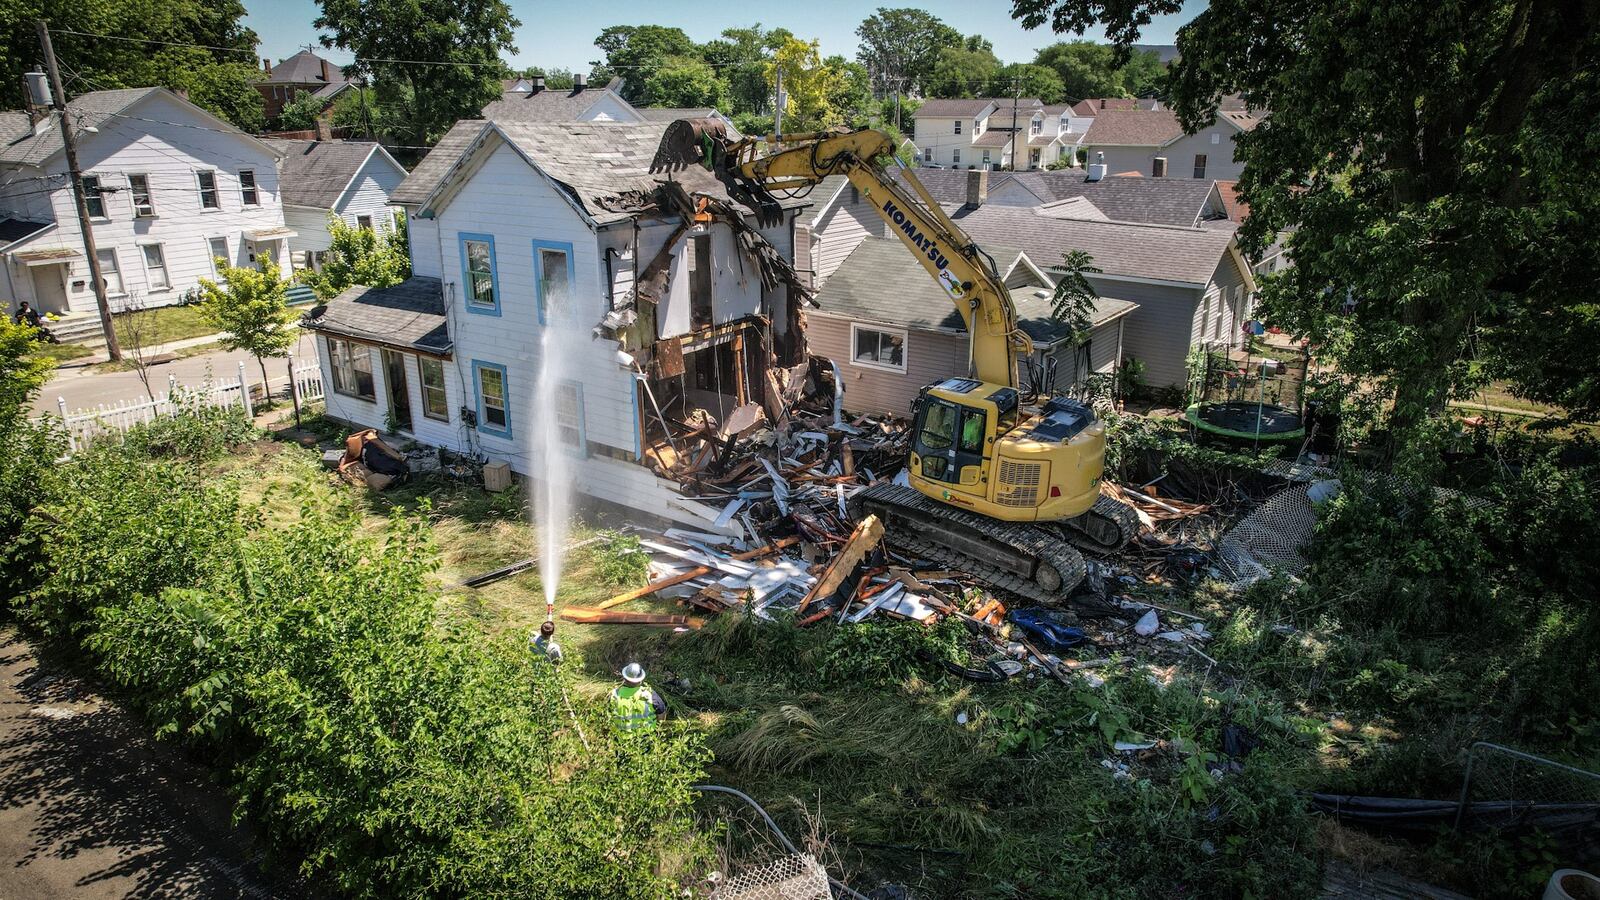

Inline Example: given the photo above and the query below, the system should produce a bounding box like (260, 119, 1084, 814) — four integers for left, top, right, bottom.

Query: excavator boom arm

(704, 127, 1033, 388)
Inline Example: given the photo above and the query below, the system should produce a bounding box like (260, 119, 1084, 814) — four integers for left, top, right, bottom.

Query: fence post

(287, 352, 302, 427)
(238, 360, 254, 419)
(57, 396, 75, 454)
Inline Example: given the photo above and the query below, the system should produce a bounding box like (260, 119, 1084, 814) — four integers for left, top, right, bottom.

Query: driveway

(32, 331, 321, 418)
(0, 628, 300, 898)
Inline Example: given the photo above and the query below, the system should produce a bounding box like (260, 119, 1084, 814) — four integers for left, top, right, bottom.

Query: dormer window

(1030, 116, 1042, 135)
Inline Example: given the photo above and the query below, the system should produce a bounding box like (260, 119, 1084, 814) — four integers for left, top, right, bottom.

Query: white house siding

(1162, 126, 1245, 181)
(811, 184, 883, 286)
(284, 205, 336, 253)
(1190, 253, 1252, 350)
(1085, 276, 1200, 390)
(286, 152, 406, 257)
(915, 117, 975, 169)
(3, 93, 287, 313)
(1084, 145, 1165, 179)
(808, 312, 968, 418)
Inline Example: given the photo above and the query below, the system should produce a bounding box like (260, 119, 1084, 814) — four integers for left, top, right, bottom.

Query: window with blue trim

(473, 361, 511, 437)
(554, 381, 586, 455)
(459, 234, 499, 313)
(532, 239, 574, 324)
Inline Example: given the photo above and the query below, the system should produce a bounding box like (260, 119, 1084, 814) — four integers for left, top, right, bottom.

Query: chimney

(532, 75, 545, 93)
(321, 57, 333, 83)
(262, 57, 272, 75)
(1087, 151, 1107, 182)
(1152, 156, 1167, 178)
(23, 72, 49, 126)
(573, 72, 587, 91)
(315, 117, 332, 141)
(965, 169, 988, 207)
(1099, 98, 1106, 109)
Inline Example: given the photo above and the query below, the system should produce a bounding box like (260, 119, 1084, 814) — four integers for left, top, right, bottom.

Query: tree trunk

(258, 356, 272, 406)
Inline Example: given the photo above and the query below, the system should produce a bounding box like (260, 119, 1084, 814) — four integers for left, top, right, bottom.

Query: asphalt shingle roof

(264, 49, 347, 86)
(304, 276, 450, 355)
(264, 140, 381, 209)
(0, 88, 161, 166)
(815, 237, 1136, 346)
(0, 217, 49, 245)
(945, 203, 1238, 285)
(915, 97, 1042, 118)
(895, 169, 1221, 226)
(480, 87, 631, 123)
(390, 119, 484, 205)
(972, 130, 1017, 148)
(1083, 108, 1183, 146)
(638, 107, 714, 121)
(795, 175, 851, 228)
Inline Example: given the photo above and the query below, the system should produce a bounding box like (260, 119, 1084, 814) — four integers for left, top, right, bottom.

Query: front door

(29, 263, 70, 315)
(382, 350, 413, 433)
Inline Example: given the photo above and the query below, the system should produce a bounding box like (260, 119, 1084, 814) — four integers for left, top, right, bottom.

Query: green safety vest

(611, 684, 658, 732)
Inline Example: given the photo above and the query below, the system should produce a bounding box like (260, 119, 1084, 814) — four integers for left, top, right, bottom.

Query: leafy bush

(13, 411, 712, 897)
(592, 529, 649, 586)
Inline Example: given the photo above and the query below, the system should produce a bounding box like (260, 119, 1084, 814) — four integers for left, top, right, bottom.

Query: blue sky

(244, 0, 1205, 73)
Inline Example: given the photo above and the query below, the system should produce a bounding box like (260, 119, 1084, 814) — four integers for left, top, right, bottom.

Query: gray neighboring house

(266, 139, 408, 269)
(945, 201, 1257, 389)
(894, 169, 1229, 224)
(809, 236, 1137, 417)
(1081, 107, 1263, 181)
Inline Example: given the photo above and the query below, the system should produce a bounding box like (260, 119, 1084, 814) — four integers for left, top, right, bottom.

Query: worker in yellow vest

(612, 663, 666, 733)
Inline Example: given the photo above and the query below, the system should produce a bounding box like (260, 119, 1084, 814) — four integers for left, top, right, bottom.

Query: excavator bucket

(649, 117, 731, 173)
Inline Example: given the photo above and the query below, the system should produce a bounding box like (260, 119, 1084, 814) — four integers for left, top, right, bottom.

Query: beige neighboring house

(1081, 107, 1262, 181)
(809, 236, 1137, 417)
(912, 97, 1046, 170)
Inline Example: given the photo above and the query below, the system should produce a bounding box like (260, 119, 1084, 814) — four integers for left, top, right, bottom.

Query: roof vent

(573, 72, 587, 91)
(1086, 151, 1107, 183)
(24, 71, 49, 107)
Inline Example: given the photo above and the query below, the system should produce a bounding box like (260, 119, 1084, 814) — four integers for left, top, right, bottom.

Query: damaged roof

(303, 276, 450, 355)
(814, 237, 1137, 347)
(947, 203, 1242, 286)
(395, 120, 808, 226)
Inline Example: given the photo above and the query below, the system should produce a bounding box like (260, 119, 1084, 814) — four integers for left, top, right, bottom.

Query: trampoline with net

(1185, 341, 1310, 449)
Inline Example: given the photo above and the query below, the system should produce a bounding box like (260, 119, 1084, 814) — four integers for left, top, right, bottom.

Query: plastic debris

(1134, 609, 1160, 636)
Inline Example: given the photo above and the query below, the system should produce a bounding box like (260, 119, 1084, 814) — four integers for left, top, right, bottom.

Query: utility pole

(773, 65, 784, 137)
(37, 21, 120, 360)
(357, 75, 374, 141)
(1009, 77, 1021, 172)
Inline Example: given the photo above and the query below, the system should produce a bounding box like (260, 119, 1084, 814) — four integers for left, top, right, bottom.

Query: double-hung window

(129, 174, 154, 217)
(952, 148, 961, 165)
(96, 249, 124, 296)
(923, 147, 932, 163)
(473, 361, 511, 437)
(329, 338, 375, 399)
(1193, 154, 1207, 179)
(208, 236, 230, 275)
(851, 323, 907, 372)
(356, 214, 373, 230)
(238, 169, 259, 206)
(953, 120, 962, 134)
(141, 244, 170, 291)
(196, 170, 220, 209)
(82, 175, 106, 218)
(555, 381, 585, 453)
(459, 234, 498, 314)
(418, 357, 449, 421)
(533, 240, 573, 324)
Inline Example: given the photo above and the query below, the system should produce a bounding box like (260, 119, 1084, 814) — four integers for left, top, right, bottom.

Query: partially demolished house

(306, 120, 810, 531)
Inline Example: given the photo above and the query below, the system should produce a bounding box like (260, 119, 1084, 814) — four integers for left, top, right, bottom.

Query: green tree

(1010, 0, 1600, 465)
(197, 260, 297, 391)
(1049, 249, 1102, 340)
(275, 90, 326, 131)
(303, 215, 411, 302)
(1117, 47, 1167, 96)
(0, 319, 59, 594)
(829, 56, 874, 126)
(855, 8, 962, 96)
(0, 0, 263, 130)
(520, 66, 576, 89)
(641, 55, 726, 109)
(702, 24, 786, 115)
(1033, 40, 1130, 100)
(315, 0, 518, 146)
(990, 63, 1067, 103)
(767, 37, 845, 131)
(594, 25, 698, 104)
(926, 39, 1001, 98)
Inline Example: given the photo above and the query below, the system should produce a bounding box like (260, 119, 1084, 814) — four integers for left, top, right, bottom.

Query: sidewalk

(53, 330, 241, 372)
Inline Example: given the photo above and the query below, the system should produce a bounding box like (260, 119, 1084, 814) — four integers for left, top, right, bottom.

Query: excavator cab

(909, 378, 1020, 500)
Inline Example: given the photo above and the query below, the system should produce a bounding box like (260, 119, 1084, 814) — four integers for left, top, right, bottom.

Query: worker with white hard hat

(611, 662, 666, 733)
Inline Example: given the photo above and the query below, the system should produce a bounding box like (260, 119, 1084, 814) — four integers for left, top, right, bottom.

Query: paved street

(32, 331, 321, 418)
(0, 628, 297, 898)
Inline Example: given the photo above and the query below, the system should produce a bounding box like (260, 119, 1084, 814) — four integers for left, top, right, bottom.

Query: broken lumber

(796, 514, 883, 615)
(595, 536, 799, 610)
(560, 607, 703, 628)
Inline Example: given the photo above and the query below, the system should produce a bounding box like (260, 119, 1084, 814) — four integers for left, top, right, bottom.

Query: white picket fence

(48, 355, 325, 453)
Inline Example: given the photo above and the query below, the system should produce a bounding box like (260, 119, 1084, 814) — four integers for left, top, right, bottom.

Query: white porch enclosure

(44, 358, 325, 453)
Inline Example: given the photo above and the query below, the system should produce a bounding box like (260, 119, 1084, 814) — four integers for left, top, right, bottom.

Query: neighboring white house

(266, 139, 408, 268)
(912, 97, 1045, 171)
(307, 119, 811, 534)
(1081, 107, 1262, 181)
(0, 87, 291, 324)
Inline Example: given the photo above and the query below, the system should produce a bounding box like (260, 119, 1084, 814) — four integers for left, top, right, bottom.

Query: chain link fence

(1455, 742, 1600, 867)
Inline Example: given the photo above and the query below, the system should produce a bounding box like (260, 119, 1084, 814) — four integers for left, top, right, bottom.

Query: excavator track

(1059, 495, 1141, 556)
(851, 483, 1087, 605)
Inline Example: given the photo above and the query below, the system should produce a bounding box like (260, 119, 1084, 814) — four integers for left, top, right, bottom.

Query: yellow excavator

(655, 122, 1137, 601)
